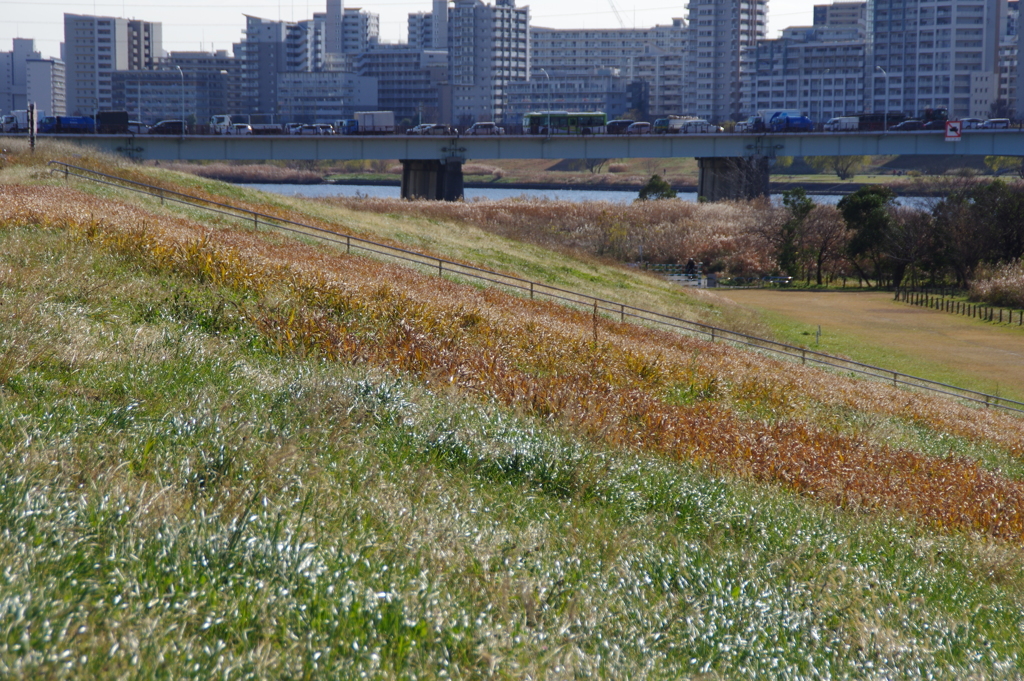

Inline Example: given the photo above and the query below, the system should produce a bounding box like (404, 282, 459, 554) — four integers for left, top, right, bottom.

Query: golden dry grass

(4, 182, 1024, 542)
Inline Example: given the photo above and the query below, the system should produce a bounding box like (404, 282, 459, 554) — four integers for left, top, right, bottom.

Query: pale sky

(1, 0, 817, 60)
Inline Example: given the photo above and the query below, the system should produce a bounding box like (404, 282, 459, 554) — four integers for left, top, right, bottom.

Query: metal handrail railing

(47, 161, 1024, 414)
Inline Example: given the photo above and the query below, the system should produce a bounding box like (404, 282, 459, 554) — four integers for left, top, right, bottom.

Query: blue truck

(38, 116, 96, 134)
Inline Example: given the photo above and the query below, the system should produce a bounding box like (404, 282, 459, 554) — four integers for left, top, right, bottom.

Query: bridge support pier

(696, 156, 770, 202)
(400, 159, 464, 201)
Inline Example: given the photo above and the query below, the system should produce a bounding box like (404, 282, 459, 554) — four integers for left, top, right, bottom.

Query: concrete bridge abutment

(400, 159, 464, 201)
(696, 156, 770, 202)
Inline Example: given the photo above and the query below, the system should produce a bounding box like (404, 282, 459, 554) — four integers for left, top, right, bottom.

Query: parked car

(889, 120, 924, 131)
(983, 118, 1011, 129)
(149, 120, 185, 135)
(422, 123, 454, 135)
(298, 124, 333, 135)
(227, 123, 253, 135)
(408, 123, 435, 135)
(466, 121, 504, 135)
(959, 118, 984, 130)
(285, 122, 304, 135)
(626, 121, 651, 135)
(607, 120, 633, 134)
(128, 120, 149, 134)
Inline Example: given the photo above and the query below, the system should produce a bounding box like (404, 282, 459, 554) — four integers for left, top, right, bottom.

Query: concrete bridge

(15, 130, 1024, 201)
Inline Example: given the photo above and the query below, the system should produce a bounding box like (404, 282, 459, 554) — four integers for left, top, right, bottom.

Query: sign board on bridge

(945, 120, 962, 142)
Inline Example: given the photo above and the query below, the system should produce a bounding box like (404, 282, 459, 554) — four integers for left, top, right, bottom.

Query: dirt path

(710, 289, 1024, 400)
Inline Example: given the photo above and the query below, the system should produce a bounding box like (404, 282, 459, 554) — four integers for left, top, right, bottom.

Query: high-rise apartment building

(62, 14, 162, 115)
(323, 4, 379, 55)
(505, 67, 641, 122)
(234, 2, 379, 119)
(235, 15, 325, 114)
(867, 0, 1004, 119)
(530, 19, 687, 117)
(748, 2, 867, 121)
(1, 38, 41, 112)
(25, 58, 66, 116)
(684, 0, 767, 122)
(448, 0, 529, 125)
(814, 2, 868, 28)
(358, 45, 448, 123)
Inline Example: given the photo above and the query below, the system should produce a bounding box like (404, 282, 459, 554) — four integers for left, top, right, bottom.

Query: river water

(245, 183, 927, 207)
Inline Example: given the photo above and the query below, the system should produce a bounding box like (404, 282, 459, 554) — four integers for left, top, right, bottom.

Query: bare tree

(802, 205, 849, 285)
(805, 155, 869, 180)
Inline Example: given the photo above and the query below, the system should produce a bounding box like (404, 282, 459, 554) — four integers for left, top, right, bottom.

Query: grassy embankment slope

(2, 140, 1024, 678)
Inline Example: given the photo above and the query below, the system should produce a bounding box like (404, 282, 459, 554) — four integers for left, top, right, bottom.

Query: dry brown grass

(971, 260, 1024, 308)
(318, 195, 785, 271)
(4, 182, 1024, 542)
(152, 162, 324, 184)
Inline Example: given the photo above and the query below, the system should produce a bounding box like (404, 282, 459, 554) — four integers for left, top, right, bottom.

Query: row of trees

(773, 180, 1024, 288)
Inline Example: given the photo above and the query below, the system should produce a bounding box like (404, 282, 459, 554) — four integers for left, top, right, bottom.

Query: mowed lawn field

(712, 289, 1024, 404)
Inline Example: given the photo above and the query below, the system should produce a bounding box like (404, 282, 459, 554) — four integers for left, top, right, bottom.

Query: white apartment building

(1, 38, 40, 112)
(748, 3, 867, 121)
(409, 0, 451, 51)
(867, 0, 1004, 119)
(357, 45, 449, 124)
(750, 31, 867, 122)
(25, 58, 66, 117)
(323, 0, 380, 57)
(62, 14, 162, 116)
(505, 67, 640, 122)
(448, 0, 529, 126)
(276, 70, 378, 121)
(684, 0, 767, 122)
(530, 19, 687, 117)
(813, 2, 868, 27)
(163, 50, 244, 116)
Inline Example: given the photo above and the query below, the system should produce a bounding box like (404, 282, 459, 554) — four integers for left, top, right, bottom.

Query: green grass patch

(2, 193, 1024, 677)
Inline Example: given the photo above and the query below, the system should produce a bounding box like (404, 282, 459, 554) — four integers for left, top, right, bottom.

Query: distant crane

(607, 0, 626, 28)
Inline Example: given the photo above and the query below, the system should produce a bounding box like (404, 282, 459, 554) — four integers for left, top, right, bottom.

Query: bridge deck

(9, 130, 1023, 162)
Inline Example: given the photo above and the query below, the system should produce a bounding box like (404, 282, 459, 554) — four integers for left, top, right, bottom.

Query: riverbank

(327, 176, 880, 196)
(154, 160, 1016, 198)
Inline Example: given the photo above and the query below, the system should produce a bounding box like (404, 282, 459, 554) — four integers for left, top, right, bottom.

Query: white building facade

(530, 20, 687, 117)
(867, 0, 1004, 119)
(684, 0, 767, 122)
(63, 14, 162, 115)
(448, 0, 529, 126)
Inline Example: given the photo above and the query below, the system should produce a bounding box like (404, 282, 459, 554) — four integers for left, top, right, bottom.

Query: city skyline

(3, 0, 817, 57)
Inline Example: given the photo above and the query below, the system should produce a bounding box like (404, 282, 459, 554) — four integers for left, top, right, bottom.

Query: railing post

(620, 304, 625, 323)
(530, 282, 534, 300)
(346, 235, 351, 254)
(801, 349, 806, 365)
(438, 260, 443, 276)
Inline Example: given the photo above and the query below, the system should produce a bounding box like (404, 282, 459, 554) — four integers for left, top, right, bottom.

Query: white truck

(353, 111, 395, 134)
(1, 110, 34, 132)
(210, 114, 250, 134)
(824, 116, 858, 132)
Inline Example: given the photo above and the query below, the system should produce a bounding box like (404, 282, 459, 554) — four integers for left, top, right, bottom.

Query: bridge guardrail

(48, 160, 1024, 415)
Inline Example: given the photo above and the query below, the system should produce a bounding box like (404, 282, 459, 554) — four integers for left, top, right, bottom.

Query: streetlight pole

(819, 68, 831, 130)
(875, 65, 888, 132)
(175, 65, 185, 138)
